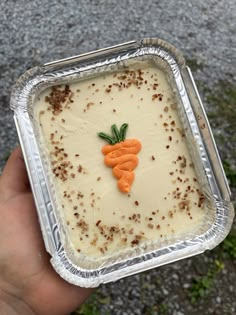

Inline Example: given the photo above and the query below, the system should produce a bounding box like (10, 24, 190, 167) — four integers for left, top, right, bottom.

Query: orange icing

(102, 139, 142, 193)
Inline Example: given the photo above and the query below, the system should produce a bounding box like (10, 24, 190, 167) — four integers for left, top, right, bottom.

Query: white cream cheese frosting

(34, 61, 205, 258)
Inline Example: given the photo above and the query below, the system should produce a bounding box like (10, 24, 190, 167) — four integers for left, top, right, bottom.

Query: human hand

(0, 147, 93, 315)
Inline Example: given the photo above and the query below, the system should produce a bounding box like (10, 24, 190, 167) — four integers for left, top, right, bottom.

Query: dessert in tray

(11, 38, 234, 287)
(34, 60, 206, 259)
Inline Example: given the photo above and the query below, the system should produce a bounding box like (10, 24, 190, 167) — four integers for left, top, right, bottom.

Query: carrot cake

(34, 60, 206, 259)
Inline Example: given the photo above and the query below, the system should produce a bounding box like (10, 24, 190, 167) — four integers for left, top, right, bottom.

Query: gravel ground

(0, 1, 235, 314)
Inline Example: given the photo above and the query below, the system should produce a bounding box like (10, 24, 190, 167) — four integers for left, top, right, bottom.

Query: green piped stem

(98, 123, 128, 144)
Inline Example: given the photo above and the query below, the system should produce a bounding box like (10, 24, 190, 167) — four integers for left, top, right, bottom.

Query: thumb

(0, 147, 31, 200)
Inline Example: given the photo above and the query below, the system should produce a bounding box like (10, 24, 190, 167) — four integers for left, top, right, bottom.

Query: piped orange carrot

(98, 123, 141, 193)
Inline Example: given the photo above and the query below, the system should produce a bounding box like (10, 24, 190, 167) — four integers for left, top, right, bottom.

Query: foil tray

(10, 38, 234, 287)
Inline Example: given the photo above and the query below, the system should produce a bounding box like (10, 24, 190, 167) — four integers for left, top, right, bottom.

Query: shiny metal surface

(10, 38, 234, 287)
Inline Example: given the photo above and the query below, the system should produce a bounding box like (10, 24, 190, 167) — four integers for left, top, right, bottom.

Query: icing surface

(34, 62, 205, 258)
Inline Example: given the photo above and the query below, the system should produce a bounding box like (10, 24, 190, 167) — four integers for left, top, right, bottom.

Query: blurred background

(0, 1, 235, 314)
